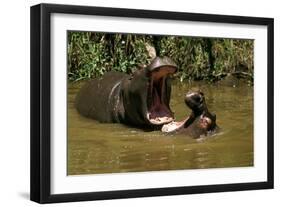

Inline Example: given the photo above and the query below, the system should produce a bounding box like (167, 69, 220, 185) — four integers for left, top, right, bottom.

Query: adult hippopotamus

(75, 57, 177, 128)
(161, 90, 218, 138)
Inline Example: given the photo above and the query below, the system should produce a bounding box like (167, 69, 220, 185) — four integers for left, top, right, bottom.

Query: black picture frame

(30, 3, 274, 204)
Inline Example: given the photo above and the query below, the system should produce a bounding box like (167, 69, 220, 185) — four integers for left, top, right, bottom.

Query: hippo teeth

(161, 121, 183, 133)
(147, 114, 174, 125)
(161, 116, 190, 133)
(161, 121, 179, 133)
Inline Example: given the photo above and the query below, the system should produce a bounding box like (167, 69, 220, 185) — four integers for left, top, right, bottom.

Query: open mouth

(147, 66, 176, 125)
(161, 91, 200, 132)
(161, 117, 190, 133)
(161, 91, 211, 134)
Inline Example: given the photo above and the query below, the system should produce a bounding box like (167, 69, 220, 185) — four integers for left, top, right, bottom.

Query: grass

(67, 32, 254, 84)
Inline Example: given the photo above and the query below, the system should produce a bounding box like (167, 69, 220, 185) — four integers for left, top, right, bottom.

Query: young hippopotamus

(161, 90, 218, 138)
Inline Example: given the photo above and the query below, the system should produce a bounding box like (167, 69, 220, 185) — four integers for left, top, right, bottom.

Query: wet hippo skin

(162, 90, 218, 138)
(75, 57, 177, 128)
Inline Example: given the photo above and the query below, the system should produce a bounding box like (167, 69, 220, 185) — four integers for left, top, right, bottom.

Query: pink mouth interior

(147, 67, 176, 125)
(148, 84, 172, 119)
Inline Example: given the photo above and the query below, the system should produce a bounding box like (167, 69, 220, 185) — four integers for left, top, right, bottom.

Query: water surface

(67, 80, 253, 175)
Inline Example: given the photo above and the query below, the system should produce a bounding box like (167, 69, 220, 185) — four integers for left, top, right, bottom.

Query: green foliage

(68, 32, 108, 81)
(67, 32, 150, 81)
(159, 37, 253, 82)
(67, 32, 254, 83)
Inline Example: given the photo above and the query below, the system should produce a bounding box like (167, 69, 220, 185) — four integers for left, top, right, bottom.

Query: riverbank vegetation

(67, 32, 254, 84)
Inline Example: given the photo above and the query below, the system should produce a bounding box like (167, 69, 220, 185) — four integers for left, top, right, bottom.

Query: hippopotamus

(75, 57, 177, 128)
(161, 90, 218, 138)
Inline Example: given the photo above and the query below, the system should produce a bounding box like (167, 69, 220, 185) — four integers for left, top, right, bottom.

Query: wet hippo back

(75, 71, 126, 123)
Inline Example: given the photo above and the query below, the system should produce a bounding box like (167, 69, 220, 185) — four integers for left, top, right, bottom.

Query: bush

(67, 32, 254, 83)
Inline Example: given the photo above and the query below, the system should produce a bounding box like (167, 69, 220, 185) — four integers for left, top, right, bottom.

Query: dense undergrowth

(67, 32, 253, 84)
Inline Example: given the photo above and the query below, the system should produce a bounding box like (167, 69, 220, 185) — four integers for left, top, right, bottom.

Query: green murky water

(67, 80, 253, 175)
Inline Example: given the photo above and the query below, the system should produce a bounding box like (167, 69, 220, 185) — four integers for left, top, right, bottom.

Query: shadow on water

(67, 80, 253, 175)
